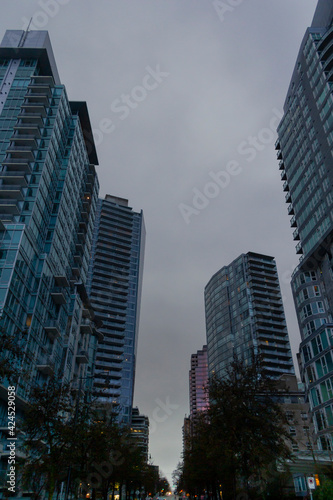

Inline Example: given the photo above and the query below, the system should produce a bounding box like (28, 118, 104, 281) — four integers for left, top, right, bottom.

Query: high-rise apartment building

(130, 406, 149, 462)
(276, 0, 333, 450)
(189, 345, 208, 418)
(0, 28, 100, 467)
(87, 195, 145, 423)
(205, 252, 294, 380)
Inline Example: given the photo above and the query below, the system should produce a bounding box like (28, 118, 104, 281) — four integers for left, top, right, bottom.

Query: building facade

(130, 406, 149, 462)
(88, 195, 145, 423)
(189, 345, 208, 418)
(205, 252, 294, 380)
(0, 29, 100, 470)
(276, 0, 333, 450)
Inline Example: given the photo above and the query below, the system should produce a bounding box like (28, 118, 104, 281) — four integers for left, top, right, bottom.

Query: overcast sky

(1, 0, 319, 486)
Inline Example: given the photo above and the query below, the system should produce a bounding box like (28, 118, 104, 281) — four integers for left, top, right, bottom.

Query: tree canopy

(176, 356, 293, 500)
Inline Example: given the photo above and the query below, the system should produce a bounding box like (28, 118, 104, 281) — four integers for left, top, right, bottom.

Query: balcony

(74, 254, 82, 266)
(36, 355, 55, 376)
(87, 171, 94, 184)
(285, 191, 291, 203)
(288, 204, 294, 215)
(13, 123, 41, 138)
(76, 350, 89, 364)
(82, 307, 92, 319)
(279, 159, 284, 170)
(280, 169, 287, 180)
(290, 215, 297, 227)
(277, 150, 282, 160)
(79, 221, 87, 232)
(75, 243, 84, 254)
(17, 112, 44, 127)
(50, 287, 66, 305)
(93, 327, 104, 342)
(54, 275, 69, 288)
(30, 75, 54, 85)
(77, 232, 86, 244)
(6, 146, 35, 161)
(296, 241, 303, 254)
(11, 135, 38, 148)
(25, 93, 50, 106)
(293, 228, 300, 240)
(44, 319, 61, 340)
(27, 83, 53, 98)
(0, 185, 25, 200)
(283, 180, 289, 192)
(2, 159, 32, 173)
(21, 103, 47, 118)
(275, 139, 281, 150)
(0, 199, 21, 214)
(80, 319, 93, 335)
(72, 265, 80, 275)
(0, 171, 28, 187)
(81, 211, 89, 221)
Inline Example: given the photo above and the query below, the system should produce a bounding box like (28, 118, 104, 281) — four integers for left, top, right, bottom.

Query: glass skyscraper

(276, 0, 333, 450)
(0, 29, 100, 469)
(205, 252, 294, 380)
(87, 195, 145, 423)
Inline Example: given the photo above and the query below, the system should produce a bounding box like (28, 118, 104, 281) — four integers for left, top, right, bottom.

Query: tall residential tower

(276, 0, 333, 450)
(0, 29, 101, 480)
(189, 345, 208, 418)
(205, 252, 294, 380)
(88, 195, 145, 423)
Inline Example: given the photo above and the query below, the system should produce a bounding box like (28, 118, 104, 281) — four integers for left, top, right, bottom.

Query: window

(319, 435, 332, 450)
(303, 304, 313, 319)
(289, 426, 297, 436)
(307, 365, 316, 384)
(286, 411, 294, 422)
(316, 335, 323, 353)
(303, 345, 311, 363)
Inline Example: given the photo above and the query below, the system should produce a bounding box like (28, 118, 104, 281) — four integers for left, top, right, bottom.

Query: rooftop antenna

(18, 17, 33, 47)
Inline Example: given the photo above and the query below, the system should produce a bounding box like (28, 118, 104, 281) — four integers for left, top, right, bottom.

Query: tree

(20, 378, 130, 500)
(179, 355, 293, 500)
(20, 378, 73, 500)
(0, 327, 28, 384)
(208, 355, 293, 499)
(314, 478, 333, 500)
(172, 461, 183, 493)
